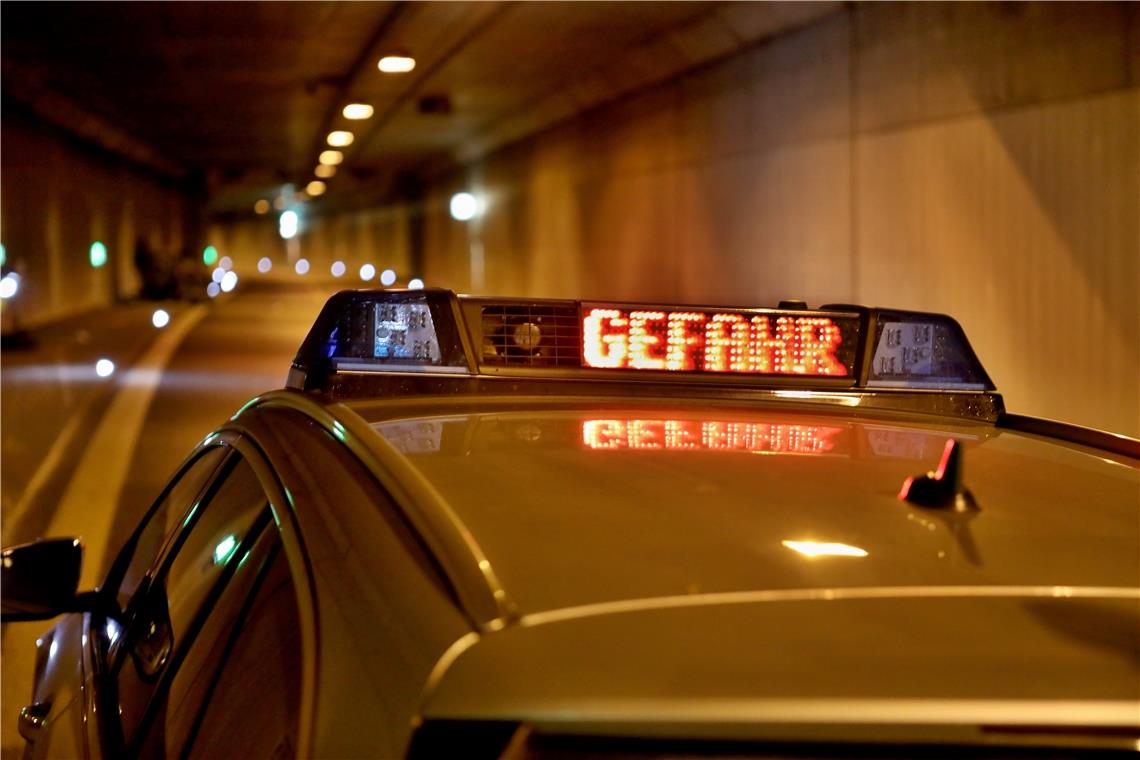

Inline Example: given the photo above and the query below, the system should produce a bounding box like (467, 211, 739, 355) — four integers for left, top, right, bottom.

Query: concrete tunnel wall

(414, 3, 1139, 436)
(0, 108, 193, 329)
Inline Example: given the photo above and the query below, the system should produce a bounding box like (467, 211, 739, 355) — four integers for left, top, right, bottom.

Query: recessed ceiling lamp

(378, 55, 415, 73)
(306, 181, 326, 197)
(343, 103, 374, 120)
(314, 164, 336, 179)
(318, 150, 344, 166)
(327, 131, 354, 147)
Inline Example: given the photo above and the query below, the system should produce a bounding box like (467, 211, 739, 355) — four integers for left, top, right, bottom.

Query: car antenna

(898, 439, 978, 512)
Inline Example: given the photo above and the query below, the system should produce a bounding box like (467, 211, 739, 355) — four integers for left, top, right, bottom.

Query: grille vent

(480, 304, 580, 367)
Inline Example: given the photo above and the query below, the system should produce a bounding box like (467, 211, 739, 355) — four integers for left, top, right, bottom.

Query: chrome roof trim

(518, 585, 1140, 628)
(997, 413, 1140, 460)
(237, 389, 518, 631)
(324, 373, 1006, 423)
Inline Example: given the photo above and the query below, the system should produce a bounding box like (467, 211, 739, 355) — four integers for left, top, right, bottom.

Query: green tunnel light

(203, 245, 219, 266)
(0, 243, 6, 267)
(89, 241, 108, 268)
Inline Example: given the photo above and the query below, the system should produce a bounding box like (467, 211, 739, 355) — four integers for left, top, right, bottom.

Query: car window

(113, 454, 270, 748)
(133, 524, 298, 759)
(182, 540, 302, 759)
(109, 446, 228, 612)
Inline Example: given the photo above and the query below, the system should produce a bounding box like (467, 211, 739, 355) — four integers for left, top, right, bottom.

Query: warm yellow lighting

(342, 103, 374, 120)
(327, 131, 354, 147)
(781, 540, 868, 558)
(254, 199, 270, 215)
(314, 164, 336, 179)
(378, 55, 415, 73)
(272, 196, 287, 211)
(306, 180, 326, 197)
(318, 150, 343, 166)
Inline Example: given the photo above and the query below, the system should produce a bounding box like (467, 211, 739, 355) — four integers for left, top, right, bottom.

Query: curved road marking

(46, 305, 208, 589)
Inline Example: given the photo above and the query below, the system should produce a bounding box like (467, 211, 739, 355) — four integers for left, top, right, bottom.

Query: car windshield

(367, 405, 1139, 615)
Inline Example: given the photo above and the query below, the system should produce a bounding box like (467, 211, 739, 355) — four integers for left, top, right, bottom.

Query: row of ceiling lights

(253, 55, 417, 217)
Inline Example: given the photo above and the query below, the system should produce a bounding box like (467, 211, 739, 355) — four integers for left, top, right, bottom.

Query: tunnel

(1, 3, 1138, 757)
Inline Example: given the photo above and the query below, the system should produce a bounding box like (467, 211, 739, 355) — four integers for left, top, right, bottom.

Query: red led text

(582, 307, 846, 375)
(582, 419, 842, 455)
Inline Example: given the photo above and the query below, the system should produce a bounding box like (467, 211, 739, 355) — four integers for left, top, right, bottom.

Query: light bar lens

(303, 290, 468, 374)
(373, 301, 441, 362)
(581, 305, 858, 377)
(867, 314, 989, 390)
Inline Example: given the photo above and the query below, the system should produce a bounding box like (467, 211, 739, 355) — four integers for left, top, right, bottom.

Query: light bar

(289, 291, 996, 403)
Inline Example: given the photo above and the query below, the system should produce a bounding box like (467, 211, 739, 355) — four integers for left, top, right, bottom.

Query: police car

(4, 289, 1138, 758)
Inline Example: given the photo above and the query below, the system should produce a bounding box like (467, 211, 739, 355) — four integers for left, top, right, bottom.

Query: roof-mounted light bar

(287, 290, 995, 399)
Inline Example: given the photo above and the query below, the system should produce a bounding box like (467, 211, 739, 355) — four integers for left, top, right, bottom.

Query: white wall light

(449, 192, 479, 221)
(279, 210, 299, 240)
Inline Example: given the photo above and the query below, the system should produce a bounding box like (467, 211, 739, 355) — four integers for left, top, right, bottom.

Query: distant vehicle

(4, 289, 1138, 758)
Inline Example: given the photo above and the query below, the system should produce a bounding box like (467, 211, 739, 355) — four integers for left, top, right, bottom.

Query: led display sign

(581, 306, 857, 376)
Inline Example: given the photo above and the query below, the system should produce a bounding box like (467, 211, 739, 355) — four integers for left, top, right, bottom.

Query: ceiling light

(343, 103, 374, 120)
(306, 181, 326, 197)
(254, 199, 270, 215)
(327, 131, 354, 148)
(314, 164, 336, 179)
(319, 150, 343, 166)
(378, 55, 415, 73)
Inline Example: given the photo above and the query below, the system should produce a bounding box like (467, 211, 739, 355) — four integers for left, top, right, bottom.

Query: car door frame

(78, 427, 318, 759)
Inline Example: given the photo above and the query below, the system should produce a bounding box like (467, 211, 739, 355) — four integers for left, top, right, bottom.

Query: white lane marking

(45, 305, 208, 590)
(6, 404, 88, 534)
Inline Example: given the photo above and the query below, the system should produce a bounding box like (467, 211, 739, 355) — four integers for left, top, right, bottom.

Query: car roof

(344, 398, 1138, 618)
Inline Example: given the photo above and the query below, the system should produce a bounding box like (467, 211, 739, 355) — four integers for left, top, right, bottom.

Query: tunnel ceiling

(1, 1, 838, 218)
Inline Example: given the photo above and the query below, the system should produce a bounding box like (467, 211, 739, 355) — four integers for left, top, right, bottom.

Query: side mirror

(1, 538, 83, 622)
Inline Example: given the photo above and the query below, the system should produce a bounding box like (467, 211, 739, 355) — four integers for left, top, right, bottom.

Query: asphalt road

(1, 281, 332, 758)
